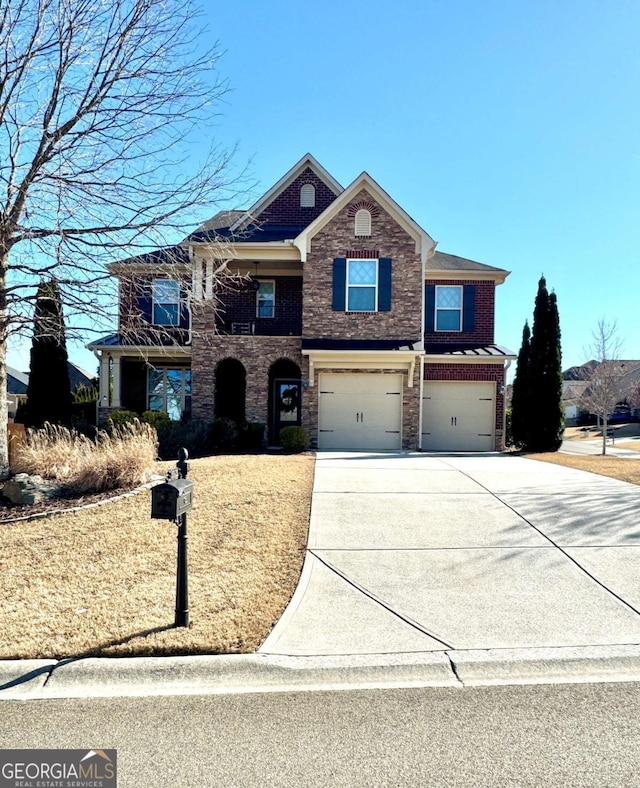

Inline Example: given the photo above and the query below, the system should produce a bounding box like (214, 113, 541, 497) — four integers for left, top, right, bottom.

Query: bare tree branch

(0, 0, 251, 466)
(579, 319, 625, 455)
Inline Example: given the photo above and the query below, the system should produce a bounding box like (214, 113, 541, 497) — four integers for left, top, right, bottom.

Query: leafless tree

(0, 0, 243, 467)
(579, 319, 624, 455)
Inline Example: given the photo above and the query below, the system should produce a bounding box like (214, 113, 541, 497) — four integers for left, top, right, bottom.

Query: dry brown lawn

(0, 454, 315, 659)
(528, 452, 640, 486)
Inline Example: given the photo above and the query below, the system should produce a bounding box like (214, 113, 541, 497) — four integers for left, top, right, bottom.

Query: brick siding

(217, 276, 302, 336)
(303, 189, 423, 341)
(425, 279, 495, 346)
(190, 307, 307, 428)
(255, 167, 339, 226)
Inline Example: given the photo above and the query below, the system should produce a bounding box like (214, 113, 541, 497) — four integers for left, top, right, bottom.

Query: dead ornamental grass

(13, 422, 158, 493)
(0, 453, 315, 659)
(527, 452, 640, 486)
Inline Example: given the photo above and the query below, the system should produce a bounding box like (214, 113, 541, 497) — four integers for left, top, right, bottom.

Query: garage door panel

(422, 382, 495, 451)
(318, 374, 402, 450)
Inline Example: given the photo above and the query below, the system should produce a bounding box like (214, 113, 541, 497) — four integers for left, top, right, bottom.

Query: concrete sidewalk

(260, 452, 640, 657)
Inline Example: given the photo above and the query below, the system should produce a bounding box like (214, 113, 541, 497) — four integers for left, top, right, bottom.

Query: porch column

(111, 355, 122, 408)
(99, 353, 110, 407)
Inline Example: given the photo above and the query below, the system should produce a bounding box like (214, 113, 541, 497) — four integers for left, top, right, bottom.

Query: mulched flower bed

(0, 484, 144, 523)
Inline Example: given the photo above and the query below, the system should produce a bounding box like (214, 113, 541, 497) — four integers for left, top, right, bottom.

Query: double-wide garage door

(318, 373, 402, 450)
(422, 381, 495, 451)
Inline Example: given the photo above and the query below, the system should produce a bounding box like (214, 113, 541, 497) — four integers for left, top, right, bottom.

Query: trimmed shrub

(156, 418, 213, 460)
(210, 417, 238, 452)
(108, 409, 140, 428)
(241, 421, 266, 451)
(279, 426, 309, 453)
(142, 410, 171, 429)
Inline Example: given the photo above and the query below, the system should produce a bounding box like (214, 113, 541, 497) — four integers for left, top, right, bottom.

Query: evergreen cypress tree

(510, 321, 532, 448)
(546, 291, 565, 448)
(25, 279, 72, 428)
(524, 276, 564, 452)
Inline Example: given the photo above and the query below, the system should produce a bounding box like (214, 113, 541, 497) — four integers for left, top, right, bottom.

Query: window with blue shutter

(333, 257, 393, 312)
(425, 284, 476, 333)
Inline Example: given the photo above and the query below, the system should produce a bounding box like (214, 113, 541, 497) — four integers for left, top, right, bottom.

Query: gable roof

(230, 153, 343, 232)
(295, 171, 436, 263)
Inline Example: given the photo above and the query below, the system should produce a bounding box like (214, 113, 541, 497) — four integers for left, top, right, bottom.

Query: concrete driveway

(260, 452, 640, 657)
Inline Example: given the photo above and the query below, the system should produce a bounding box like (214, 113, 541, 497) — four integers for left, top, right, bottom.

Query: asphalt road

(1, 682, 638, 787)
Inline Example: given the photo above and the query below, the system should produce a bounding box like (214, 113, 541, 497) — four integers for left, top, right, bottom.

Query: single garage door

(422, 381, 495, 451)
(318, 373, 402, 450)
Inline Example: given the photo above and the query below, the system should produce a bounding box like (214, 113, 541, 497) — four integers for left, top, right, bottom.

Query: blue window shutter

(179, 286, 190, 328)
(140, 283, 153, 323)
(378, 258, 392, 311)
(425, 285, 435, 332)
(332, 258, 346, 311)
(463, 285, 476, 332)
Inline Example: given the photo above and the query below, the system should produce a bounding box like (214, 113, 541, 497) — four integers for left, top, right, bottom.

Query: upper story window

(332, 257, 392, 312)
(347, 259, 378, 311)
(152, 279, 180, 325)
(435, 285, 463, 331)
(300, 183, 315, 207)
(354, 209, 372, 236)
(257, 280, 275, 318)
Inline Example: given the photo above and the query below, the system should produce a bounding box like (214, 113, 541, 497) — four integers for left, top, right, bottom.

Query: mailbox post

(151, 448, 192, 628)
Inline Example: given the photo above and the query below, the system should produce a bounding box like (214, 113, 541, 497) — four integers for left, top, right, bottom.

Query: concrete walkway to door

(260, 452, 640, 657)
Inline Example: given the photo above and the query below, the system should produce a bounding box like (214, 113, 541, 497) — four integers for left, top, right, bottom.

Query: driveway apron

(259, 453, 640, 657)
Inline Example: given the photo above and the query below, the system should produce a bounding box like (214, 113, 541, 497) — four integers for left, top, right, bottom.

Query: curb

(0, 653, 456, 700)
(2, 646, 640, 700)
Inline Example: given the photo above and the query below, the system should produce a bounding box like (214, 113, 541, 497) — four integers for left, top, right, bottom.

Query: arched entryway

(268, 359, 302, 444)
(215, 358, 246, 426)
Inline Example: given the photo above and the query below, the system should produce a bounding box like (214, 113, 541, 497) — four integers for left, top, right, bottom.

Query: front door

(272, 378, 302, 443)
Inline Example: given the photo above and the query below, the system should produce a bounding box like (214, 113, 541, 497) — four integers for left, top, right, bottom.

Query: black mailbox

(151, 478, 194, 520)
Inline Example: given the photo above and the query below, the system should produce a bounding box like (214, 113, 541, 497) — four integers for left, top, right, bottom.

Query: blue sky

(10, 0, 640, 378)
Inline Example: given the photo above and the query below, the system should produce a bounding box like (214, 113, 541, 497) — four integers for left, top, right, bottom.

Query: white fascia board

(86, 344, 191, 358)
(230, 154, 344, 232)
(191, 242, 302, 263)
(425, 269, 510, 285)
(302, 348, 422, 387)
(294, 172, 435, 263)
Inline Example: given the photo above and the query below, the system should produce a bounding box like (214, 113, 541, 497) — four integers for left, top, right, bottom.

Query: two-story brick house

(89, 154, 515, 451)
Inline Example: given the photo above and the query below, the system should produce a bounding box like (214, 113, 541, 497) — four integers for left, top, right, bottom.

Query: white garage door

(422, 382, 495, 451)
(318, 373, 402, 450)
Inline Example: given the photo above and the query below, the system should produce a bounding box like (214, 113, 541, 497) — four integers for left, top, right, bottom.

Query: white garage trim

(302, 349, 419, 387)
(422, 381, 495, 451)
(318, 372, 403, 450)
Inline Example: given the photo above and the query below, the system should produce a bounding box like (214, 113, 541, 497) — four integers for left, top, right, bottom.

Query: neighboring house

(7, 366, 29, 421)
(562, 360, 640, 424)
(6, 362, 95, 422)
(88, 154, 516, 451)
(562, 380, 589, 425)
